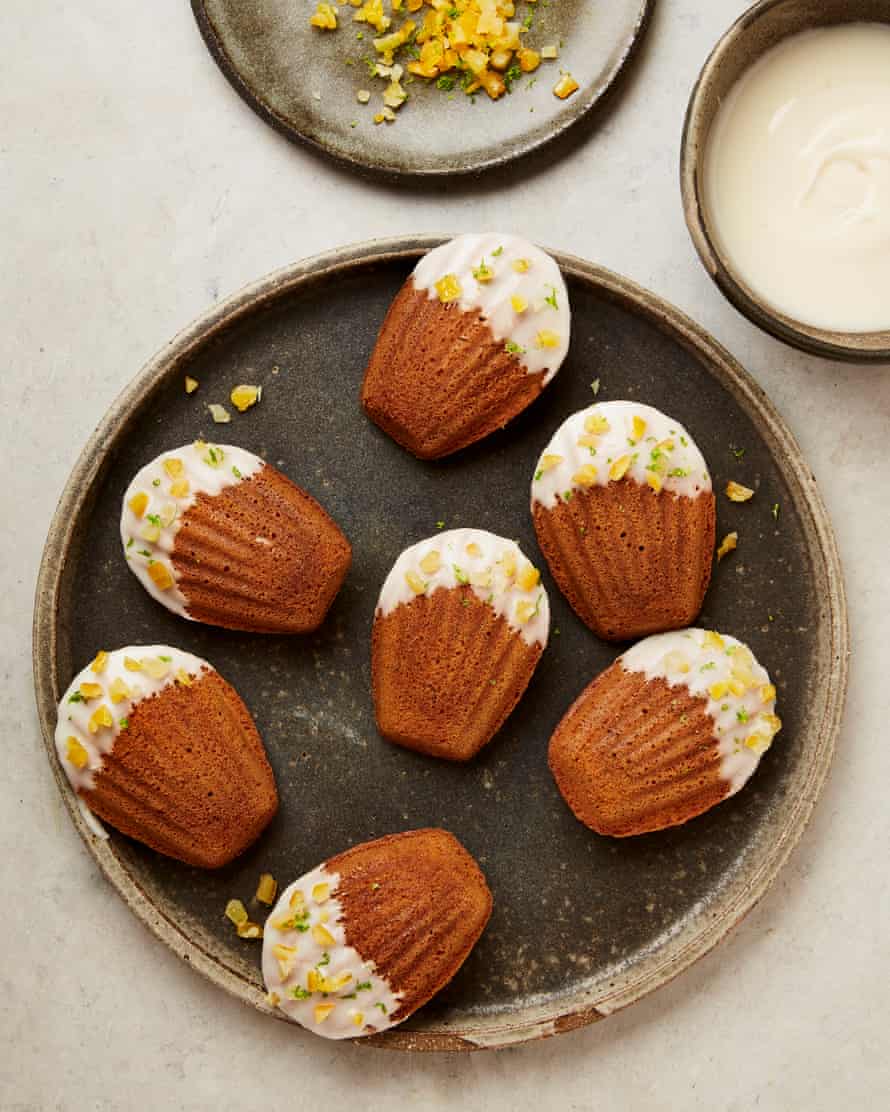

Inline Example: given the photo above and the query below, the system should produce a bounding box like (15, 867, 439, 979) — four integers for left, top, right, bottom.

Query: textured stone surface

(2, 0, 888, 1108)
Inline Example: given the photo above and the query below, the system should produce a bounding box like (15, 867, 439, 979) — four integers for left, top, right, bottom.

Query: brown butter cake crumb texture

(87, 669, 278, 868)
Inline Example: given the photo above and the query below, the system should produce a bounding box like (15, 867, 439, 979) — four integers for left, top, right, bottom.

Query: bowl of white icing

(682, 0, 890, 361)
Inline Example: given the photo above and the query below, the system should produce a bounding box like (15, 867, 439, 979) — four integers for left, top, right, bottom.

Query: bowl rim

(680, 0, 890, 363)
(32, 235, 850, 1051)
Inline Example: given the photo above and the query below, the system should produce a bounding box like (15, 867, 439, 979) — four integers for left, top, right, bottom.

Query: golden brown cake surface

(533, 480, 716, 641)
(549, 663, 727, 837)
(330, 829, 493, 1022)
(172, 464, 351, 634)
(85, 667, 278, 868)
(261, 829, 491, 1037)
(362, 281, 546, 460)
(549, 630, 782, 836)
(373, 587, 543, 760)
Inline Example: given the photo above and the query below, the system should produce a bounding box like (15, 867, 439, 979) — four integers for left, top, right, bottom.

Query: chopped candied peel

(609, 455, 632, 482)
(184, 376, 199, 394)
(208, 403, 231, 424)
(554, 72, 579, 99)
(128, 492, 149, 519)
(256, 873, 278, 905)
(90, 651, 109, 675)
(148, 562, 175, 591)
(308, 1, 565, 122)
(66, 736, 89, 770)
(717, 531, 738, 561)
(726, 480, 755, 502)
(225, 899, 248, 927)
(237, 921, 263, 939)
(572, 464, 598, 487)
(435, 273, 462, 303)
(419, 550, 441, 575)
(585, 413, 610, 435)
(310, 3, 338, 30)
(230, 384, 262, 412)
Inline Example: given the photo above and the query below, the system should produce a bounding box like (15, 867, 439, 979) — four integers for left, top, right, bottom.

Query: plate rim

(189, 0, 654, 179)
(32, 235, 849, 1051)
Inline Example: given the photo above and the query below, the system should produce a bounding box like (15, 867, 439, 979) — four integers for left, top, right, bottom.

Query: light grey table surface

(2, 1, 887, 1109)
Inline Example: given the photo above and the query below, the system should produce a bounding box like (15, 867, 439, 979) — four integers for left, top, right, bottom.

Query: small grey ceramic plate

(191, 1, 652, 177)
(33, 237, 847, 1050)
(681, 0, 890, 362)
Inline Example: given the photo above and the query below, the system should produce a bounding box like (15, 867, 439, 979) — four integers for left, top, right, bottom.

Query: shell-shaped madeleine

(55, 646, 278, 867)
(373, 529, 549, 760)
(362, 233, 570, 460)
(549, 629, 782, 836)
(262, 829, 492, 1039)
(532, 401, 715, 641)
(120, 442, 351, 634)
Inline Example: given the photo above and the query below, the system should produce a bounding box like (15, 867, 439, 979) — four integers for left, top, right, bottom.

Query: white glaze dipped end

(531, 400, 711, 510)
(377, 528, 549, 647)
(262, 866, 402, 1040)
(620, 629, 781, 794)
(54, 645, 208, 793)
(412, 233, 570, 383)
(120, 442, 264, 617)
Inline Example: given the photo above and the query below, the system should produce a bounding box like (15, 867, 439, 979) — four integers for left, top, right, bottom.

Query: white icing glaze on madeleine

(620, 629, 781, 794)
(531, 401, 711, 509)
(54, 645, 208, 792)
(412, 233, 570, 383)
(120, 442, 264, 617)
(262, 865, 402, 1040)
(377, 528, 549, 647)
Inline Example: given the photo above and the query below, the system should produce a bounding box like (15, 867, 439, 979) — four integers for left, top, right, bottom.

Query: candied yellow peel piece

(352, 1011, 365, 1027)
(538, 453, 563, 473)
(142, 657, 170, 679)
(515, 599, 536, 624)
(572, 464, 598, 487)
(646, 472, 663, 494)
(237, 921, 263, 939)
(90, 651, 109, 674)
(314, 1003, 336, 1024)
(535, 329, 560, 349)
(419, 550, 441, 575)
(760, 684, 777, 703)
(148, 562, 175, 591)
(465, 542, 482, 557)
(717, 531, 738, 561)
(585, 413, 611, 435)
(78, 682, 103, 700)
(310, 3, 338, 30)
(231, 384, 261, 413)
(516, 564, 540, 592)
(66, 736, 89, 770)
(405, 570, 426, 595)
(631, 416, 647, 442)
(128, 492, 149, 519)
(256, 874, 278, 906)
(184, 376, 199, 395)
(512, 258, 531, 274)
(726, 480, 755, 503)
(703, 630, 725, 652)
(163, 458, 184, 479)
(609, 455, 632, 482)
(169, 477, 190, 498)
(225, 899, 248, 927)
(510, 294, 528, 313)
(435, 274, 462, 303)
(88, 705, 113, 734)
(311, 882, 331, 904)
(554, 73, 579, 99)
(312, 923, 336, 947)
(123, 656, 143, 672)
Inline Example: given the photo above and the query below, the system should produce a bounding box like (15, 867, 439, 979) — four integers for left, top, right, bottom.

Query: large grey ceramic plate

(191, 0, 652, 177)
(34, 237, 847, 1050)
